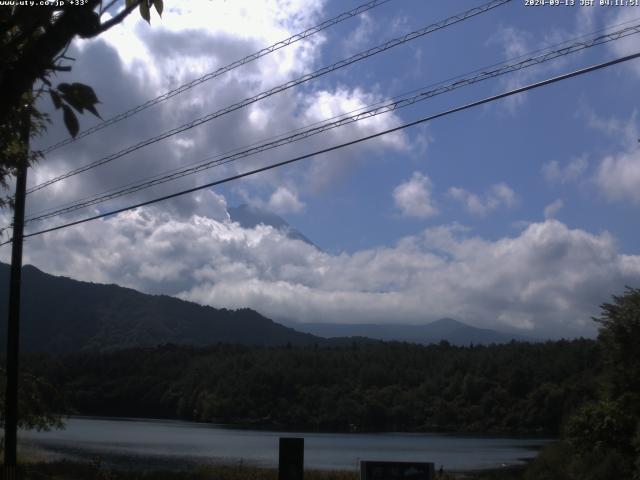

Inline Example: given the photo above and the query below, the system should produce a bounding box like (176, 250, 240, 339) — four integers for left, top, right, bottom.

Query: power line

(2, 50, 637, 247)
(6, 16, 638, 230)
(31, 13, 639, 220)
(30, 0, 510, 194)
(23, 0, 511, 197)
(40, 0, 394, 155)
(21, 21, 640, 224)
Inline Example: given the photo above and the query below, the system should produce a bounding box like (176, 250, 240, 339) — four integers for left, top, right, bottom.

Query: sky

(2, 0, 640, 339)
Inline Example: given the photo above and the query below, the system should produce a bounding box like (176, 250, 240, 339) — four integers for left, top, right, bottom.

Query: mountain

(282, 318, 533, 346)
(228, 203, 317, 247)
(0, 263, 322, 353)
(0, 262, 530, 353)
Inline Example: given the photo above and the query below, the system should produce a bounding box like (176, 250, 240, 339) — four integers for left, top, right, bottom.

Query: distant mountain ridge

(228, 203, 317, 247)
(0, 262, 531, 353)
(225, 205, 530, 345)
(283, 318, 533, 346)
(0, 263, 322, 353)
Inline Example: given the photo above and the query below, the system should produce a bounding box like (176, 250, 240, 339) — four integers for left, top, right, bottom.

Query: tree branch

(0, 0, 139, 119)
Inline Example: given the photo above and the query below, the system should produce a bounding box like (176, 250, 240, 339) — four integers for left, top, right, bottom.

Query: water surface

(21, 417, 550, 471)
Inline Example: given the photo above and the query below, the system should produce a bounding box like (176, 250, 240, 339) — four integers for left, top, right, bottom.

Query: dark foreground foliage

(9, 461, 358, 480)
(490, 287, 640, 480)
(5, 458, 529, 480)
(22, 338, 599, 435)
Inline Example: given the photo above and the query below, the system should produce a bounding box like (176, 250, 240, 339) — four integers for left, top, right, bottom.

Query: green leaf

(140, 0, 151, 23)
(70, 83, 99, 106)
(57, 83, 71, 94)
(85, 104, 102, 119)
(62, 105, 79, 138)
(57, 83, 101, 117)
(153, 0, 163, 16)
(126, 0, 137, 7)
(58, 83, 81, 112)
(60, 93, 84, 114)
(49, 90, 62, 110)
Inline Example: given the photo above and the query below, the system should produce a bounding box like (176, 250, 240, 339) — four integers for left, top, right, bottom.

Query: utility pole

(3, 108, 30, 471)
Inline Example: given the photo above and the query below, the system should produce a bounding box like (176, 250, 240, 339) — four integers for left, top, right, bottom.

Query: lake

(20, 417, 551, 472)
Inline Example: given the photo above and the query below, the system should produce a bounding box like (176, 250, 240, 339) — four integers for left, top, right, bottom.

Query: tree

(1, 0, 165, 469)
(0, 368, 64, 432)
(0, 0, 164, 191)
(595, 286, 640, 408)
(0, 367, 65, 455)
(563, 287, 640, 479)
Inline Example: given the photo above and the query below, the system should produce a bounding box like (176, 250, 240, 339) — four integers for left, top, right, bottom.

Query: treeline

(473, 288, 640, 480)
(23, 338, 600, 435)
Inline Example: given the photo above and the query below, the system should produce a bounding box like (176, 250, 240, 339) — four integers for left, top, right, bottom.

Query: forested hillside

(0, 263, 321, 352)
(0, 263, 533, 352)
(23, 339, 599, 435)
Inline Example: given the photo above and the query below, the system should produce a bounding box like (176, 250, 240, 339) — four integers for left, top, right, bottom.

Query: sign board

(360, 461, 435, 480)
(279, 437, 304, 480)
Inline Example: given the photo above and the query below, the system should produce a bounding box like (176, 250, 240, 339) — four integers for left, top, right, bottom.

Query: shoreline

(53, 414, 557, 439)
(19, 437, 537, 478)
(196, 420, 553, 438)
(11, 457, 529, 480)
(19, 416, 549, 476)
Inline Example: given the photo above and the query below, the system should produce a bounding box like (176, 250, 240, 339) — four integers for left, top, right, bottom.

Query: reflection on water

(21, 417, 551, 471)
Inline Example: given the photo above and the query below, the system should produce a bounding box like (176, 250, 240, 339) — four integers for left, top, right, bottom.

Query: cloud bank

(7, 201, 639, 340)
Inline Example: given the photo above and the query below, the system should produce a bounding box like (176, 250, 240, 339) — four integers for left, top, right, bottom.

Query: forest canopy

(21, 339, 600, 436)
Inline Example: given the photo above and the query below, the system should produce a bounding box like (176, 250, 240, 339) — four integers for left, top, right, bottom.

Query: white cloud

(491, 183, 517, 207)
(97, 0, 326, 87)
(605, 8, 640, 77)
(343, 12, 375, 54)
(299, 86, 408, 193)
(585, 109, 637, 146)
(6, 205, 639, 339)
(486, 26, 534, 112)
(268, 186, 305, 214)
(490, 26, 529, 59)
(16, 0, 408, 226)
(575, 5, 597, 34)
(544, 199, 564, 219)
(584, 110, 640, 204)
(393, 172, 438, 218)
(542, 156, 588, 184)
(2, 2, 637, 343)
(486, 9, 603, 113)
(447, 183, 517, 216)
(595, 150, 640, 204)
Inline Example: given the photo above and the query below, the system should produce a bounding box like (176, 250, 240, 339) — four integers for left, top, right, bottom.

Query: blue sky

(250, 0, 640, 254)
(2, 0, 639, 338)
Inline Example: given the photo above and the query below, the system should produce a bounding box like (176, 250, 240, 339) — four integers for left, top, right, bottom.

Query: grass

(2, 460, 532, 480)
(6, 447, 532, 480)
(454, 465, 526, 479)
(7, 461, 362, 480)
